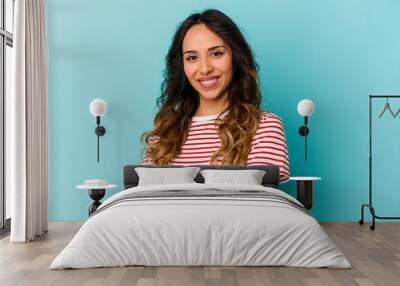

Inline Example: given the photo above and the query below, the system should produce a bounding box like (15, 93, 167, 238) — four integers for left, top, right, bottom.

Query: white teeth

(199, 78, 218, 88)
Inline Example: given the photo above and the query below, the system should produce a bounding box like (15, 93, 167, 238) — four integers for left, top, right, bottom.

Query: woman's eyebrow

(183, 45, 226, 54)
(208, 45, 225, 51)
(183, 50, 197, 55)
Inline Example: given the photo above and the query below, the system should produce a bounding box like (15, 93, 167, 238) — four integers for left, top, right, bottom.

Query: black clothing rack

(359, 95, 400, 230)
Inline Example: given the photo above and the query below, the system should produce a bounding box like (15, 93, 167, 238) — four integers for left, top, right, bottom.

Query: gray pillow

(135, 167, 201, 186)
(200, 169, 266, 185)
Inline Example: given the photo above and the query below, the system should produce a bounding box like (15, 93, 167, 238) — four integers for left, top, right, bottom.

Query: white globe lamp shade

(297, 99, 314, 117)
(90, 99, 107, 117)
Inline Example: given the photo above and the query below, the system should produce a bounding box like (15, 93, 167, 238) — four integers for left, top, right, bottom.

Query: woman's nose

(199, 58, 213, 75)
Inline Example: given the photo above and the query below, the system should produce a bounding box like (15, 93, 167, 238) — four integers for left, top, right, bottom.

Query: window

(0, 0, 14, 234)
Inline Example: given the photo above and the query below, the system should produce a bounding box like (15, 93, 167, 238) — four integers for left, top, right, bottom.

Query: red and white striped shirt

(143, 111, 290, 183)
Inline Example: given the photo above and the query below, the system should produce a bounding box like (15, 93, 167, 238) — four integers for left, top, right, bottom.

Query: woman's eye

(186, 55, 196, 61)
(211, 51, 224, 57)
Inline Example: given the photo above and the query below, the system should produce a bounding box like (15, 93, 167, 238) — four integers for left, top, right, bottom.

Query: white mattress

(50, 183, 351, 269)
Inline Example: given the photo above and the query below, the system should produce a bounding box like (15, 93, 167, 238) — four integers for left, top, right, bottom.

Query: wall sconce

(297, 99, 315, 162)
(90, 99, 107, 162)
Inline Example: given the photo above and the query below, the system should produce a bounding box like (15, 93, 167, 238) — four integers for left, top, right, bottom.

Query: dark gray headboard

(123, 165, 280, 189)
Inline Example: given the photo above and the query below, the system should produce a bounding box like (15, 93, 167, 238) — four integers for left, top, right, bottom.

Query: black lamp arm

(298, 116, 310, 162)
(94, 116, 106, 162)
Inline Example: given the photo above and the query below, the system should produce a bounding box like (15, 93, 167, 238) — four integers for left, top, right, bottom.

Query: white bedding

(50, 183, 351, 269)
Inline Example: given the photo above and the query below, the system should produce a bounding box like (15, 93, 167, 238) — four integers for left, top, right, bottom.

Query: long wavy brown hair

(142, 9, 263, 165)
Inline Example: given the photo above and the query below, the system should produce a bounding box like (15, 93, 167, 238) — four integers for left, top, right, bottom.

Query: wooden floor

(0, 222, 399, 286)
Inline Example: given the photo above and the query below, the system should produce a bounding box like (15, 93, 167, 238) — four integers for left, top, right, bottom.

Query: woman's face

(182, 23, 233, 102)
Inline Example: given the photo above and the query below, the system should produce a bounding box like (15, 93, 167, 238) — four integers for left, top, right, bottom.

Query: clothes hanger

(394, 107, 400, 118)
(378, 98, 395, 118)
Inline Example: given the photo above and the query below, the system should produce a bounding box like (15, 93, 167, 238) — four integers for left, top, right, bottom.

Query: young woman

(142, 9, 290, 183)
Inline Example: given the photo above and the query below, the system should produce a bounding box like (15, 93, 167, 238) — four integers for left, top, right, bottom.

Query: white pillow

(135, 167, 201, 186)
(200, 169, 266, 185)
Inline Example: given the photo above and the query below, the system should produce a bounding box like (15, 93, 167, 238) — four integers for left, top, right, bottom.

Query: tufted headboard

(123, 164, 280, 190)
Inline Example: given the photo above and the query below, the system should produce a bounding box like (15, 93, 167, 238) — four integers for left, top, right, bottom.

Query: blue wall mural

(47, 0, 400, 221)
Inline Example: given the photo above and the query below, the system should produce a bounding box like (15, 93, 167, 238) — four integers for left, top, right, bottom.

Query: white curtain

(8, 0, 48, 242)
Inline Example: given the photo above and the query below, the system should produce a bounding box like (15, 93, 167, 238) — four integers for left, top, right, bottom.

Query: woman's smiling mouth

(198, 76, 220, 89)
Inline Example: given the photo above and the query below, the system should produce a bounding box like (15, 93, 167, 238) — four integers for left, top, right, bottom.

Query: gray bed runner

(90, 189, 312, 218)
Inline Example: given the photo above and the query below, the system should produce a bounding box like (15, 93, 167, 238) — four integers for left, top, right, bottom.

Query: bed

(50, 165, 350, 269)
